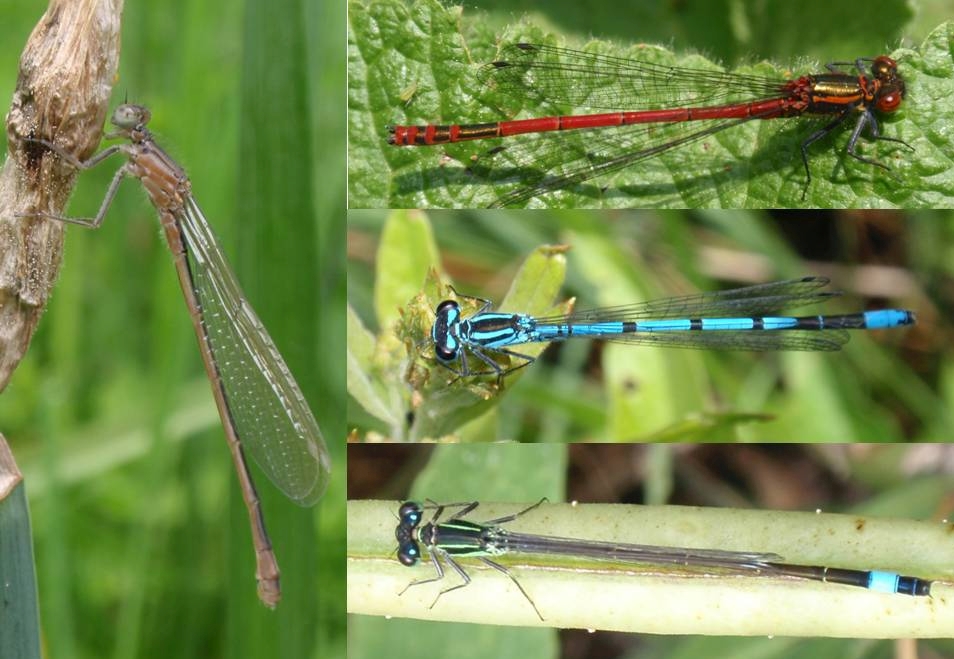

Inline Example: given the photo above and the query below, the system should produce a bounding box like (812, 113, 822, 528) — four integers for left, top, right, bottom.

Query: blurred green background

(347, 442, 954, 659)
(348, 210, 952, 442)
(358, 0, 932, 65)
(0, 1, 344, 658)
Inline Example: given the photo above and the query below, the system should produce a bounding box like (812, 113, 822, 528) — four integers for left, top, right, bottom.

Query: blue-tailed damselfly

(396, 500, 932, 620)
(430, 277, 915, 377)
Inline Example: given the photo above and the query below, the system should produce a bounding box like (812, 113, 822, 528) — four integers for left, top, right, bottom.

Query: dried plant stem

(0, 0, 123, 390)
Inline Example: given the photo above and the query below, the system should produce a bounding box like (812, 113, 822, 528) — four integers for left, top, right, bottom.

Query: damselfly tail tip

(863, 308, 916, 330)
(257, 574, 281, 609)
(387, 125, 417, 146)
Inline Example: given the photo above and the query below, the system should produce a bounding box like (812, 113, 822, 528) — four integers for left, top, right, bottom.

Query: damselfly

(430, 277, 915, 377)
(389, 43, 910, 207)
(396, 500, 933, 620)
(22, 104, 331, 607)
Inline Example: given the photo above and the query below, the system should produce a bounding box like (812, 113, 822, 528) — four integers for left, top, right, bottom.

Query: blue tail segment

(861, 309, 915, 329)
(773, 563, 933, 596)
(429, 277, 916, 377)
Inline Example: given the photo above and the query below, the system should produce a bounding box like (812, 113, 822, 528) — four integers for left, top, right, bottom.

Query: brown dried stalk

(0, 0, 122, 391)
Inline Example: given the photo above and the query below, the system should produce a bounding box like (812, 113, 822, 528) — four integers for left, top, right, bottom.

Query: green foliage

(0, 451, 42, 659)
(348, 0, 954, 208)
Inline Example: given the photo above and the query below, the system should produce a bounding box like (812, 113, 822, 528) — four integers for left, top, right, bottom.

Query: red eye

(877, 91, 902, 113)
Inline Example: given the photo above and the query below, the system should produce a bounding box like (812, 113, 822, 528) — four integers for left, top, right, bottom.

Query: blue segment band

(570, 322, 625, 336)
(755, 317, 799, 330)
(867, 570, 901, 594)
(700, 317, 756, 330)
(637, 319, 692, 331)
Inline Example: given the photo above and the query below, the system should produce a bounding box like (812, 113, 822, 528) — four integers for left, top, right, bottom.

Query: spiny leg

(18, 139, 132, 229)
(479, 556, 543, 620)
(398, 549, 449, 595)
(481, 497, 549, 526)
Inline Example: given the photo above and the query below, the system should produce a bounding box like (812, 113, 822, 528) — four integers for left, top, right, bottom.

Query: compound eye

(435, 344, 457, 362)
(398, 502, 422, 525)
(397, 542, 420, 566)
(435, 299, 458, 315)
(871, 55, 897, 78)
(877, 90, 902, 113)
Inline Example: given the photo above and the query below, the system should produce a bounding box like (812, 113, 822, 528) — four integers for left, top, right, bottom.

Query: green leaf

(349, 1, 954, 208)
(374, 210, 442, 330)
(234, 0, 329, 648)
(347, 303, 403, 428)
(410, 443, 567, 501)
(0, 441, 42, 659)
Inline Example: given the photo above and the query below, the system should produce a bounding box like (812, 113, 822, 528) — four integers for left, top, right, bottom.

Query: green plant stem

(348, 499, 954, 636)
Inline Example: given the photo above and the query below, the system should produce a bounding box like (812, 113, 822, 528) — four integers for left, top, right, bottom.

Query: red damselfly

(388, 43, 910, 207)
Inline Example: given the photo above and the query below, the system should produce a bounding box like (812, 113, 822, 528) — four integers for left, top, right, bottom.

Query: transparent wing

(478, 43, 785, 111)
(530, 278, 839, 323)
(178, 196, 330, 506)
(525, 279, 851, 351)
(503, 531, 782, 570)
(596, 328, 850, 351)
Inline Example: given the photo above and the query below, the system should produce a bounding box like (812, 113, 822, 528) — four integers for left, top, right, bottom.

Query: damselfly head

(870, 56, 905, 113)
(432, 300, 462, 363)
(111, 104, 152, 130)
(396, 502, 425, 566)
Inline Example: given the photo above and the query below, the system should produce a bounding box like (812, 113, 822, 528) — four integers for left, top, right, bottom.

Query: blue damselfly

(396, 499, 933, 620)
(430, 277, 915, 377)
